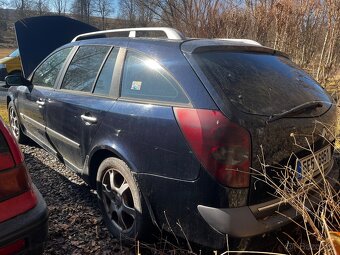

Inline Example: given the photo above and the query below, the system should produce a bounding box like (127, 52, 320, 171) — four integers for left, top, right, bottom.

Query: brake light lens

(0, 152, 14, 171)
(174, 108, 251, 188)
(0, 118, 37, 222)
(0, 165, 30, 200)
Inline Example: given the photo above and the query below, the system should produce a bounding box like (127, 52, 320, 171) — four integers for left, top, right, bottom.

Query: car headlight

(0, 63, 5, 68)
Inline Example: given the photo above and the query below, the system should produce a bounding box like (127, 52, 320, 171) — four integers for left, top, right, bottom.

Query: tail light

(174, 108, 251, 188)
(0, 119, 37, 223)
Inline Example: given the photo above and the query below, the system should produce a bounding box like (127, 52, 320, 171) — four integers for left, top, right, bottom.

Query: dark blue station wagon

(6, 16, 339, 249)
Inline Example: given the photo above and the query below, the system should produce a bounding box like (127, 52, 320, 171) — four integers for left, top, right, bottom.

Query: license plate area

(295, 145, 332, 180)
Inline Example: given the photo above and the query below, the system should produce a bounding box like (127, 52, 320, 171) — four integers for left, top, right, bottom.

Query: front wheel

(8, 101, 27, 143)
(96, 157, 151, 241)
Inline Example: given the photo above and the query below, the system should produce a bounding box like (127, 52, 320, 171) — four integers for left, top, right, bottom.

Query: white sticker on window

(131, 81, 142, 90)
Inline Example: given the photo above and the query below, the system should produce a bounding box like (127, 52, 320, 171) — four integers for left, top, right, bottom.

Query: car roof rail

(215, 38, 262, 46)
(72, 27, 186, 42)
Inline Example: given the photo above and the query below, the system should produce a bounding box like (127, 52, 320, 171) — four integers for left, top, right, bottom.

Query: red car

(0, 117, 48, 254)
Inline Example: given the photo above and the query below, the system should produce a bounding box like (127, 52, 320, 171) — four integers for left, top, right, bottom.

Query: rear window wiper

(267, 101, 323, 123)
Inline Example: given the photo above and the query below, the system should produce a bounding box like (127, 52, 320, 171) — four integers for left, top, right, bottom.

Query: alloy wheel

(9, 107, 20, 139)
(101, 168, 136, 233)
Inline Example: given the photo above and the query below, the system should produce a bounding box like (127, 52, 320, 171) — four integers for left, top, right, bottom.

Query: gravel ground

(22, 143, 131, 255)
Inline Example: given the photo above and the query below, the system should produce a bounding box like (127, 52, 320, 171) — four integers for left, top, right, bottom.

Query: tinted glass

(194, 52, 330, 115)
(121, 51, 189, 104)
(32, 47, 71, 88)
(9, 49, 19, 57)
(93, 48, 119, 96)
(61, 46, 110, 92)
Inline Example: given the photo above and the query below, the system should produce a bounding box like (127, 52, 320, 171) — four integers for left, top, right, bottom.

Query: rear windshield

(194, 51, 330, 115)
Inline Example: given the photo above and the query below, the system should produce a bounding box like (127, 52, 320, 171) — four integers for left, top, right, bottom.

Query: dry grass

(253, 126, 340, 255)
(0, 104, 8, 124)
(0, 48, 15, 59)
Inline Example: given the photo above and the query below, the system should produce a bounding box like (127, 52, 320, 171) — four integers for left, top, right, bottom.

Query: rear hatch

(182, 41, 337, 205)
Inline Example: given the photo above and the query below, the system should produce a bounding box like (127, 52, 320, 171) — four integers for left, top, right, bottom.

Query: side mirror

(5, 75, 32, 87)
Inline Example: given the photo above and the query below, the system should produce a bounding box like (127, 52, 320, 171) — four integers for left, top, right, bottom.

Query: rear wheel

(96, 157, 151, 241)
(8, 101, 27, 143)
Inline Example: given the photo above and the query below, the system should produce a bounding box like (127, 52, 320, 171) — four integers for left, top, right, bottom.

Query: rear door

(17, 47, 72, 151)
(45, 45, 119, 171)
(96, 50, 199, 180)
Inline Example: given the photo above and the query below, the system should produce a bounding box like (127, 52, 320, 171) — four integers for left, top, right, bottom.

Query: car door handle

(81, 114, 97, 124)
(36, 99, 45, 106)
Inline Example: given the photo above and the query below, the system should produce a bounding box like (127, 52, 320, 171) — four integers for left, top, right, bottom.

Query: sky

(1, 0, 120, 18)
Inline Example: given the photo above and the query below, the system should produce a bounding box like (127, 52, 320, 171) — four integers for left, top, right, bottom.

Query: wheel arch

(87, 145, 138, 190)
(88, 144, 160, 231)
(7, 95, 12, 107)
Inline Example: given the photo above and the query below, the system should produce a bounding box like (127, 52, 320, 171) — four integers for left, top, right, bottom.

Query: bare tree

(118, 0, 155, 26)
(72, 0, 93, 24)
(0, 0, 6, 7)
(125, 0, 339, 83)
(12, 0, 34, 18)
(119, 0, 137, 26)
(34, 0, 49, 15)
(96, 0, 113, 29)
(53, 0, 67, 15)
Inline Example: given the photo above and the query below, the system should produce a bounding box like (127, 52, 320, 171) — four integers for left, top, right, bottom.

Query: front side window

(32, 47, 71, 88)
(61, 46, 110, 92)
(121, 51, 189, 104)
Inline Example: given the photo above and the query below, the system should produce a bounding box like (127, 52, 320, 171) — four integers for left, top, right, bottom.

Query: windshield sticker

(131, 81, 142, 90)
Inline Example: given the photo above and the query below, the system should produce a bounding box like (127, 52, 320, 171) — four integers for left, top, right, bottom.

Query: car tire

(8, 101, 27, 143)
(96, 157, 151, 242)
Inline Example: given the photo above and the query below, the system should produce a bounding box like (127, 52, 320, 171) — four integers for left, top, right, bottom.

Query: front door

(45, 46, 119, 170)
(17, 47, 72, 152)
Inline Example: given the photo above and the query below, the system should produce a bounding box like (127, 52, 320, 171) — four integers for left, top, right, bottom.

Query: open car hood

(15, 16, 98, 77)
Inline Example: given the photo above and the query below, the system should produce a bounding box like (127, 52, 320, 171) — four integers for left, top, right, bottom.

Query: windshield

(9, 49, 20, 57)
(194, 51, 330, 115)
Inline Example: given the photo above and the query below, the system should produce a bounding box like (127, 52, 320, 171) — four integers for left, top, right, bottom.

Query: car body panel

(15, 16, 98, 77)
(0, 55, 21, 74)
(182, 46, 337, 204)
(45, 90, 115, 170)
(16, 86, 53, 148)
(0, 49, 22, 80)
(90, 100, 201, 180)
(0, 118, 48, 254)
(0, 185, 48, 253)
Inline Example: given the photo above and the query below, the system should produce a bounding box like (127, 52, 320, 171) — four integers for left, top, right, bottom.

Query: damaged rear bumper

(198, 158, 339, 238)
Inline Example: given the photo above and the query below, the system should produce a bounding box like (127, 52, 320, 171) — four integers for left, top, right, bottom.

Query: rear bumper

(198, 158, 339, 238)
(0, 185, 48, 254)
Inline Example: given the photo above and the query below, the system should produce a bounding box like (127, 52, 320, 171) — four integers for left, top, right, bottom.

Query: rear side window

(32, 47, 71, 88)
(61, 46, 110, 92)
(93, 48, 119, 96)
(121, 51, 189, 104)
